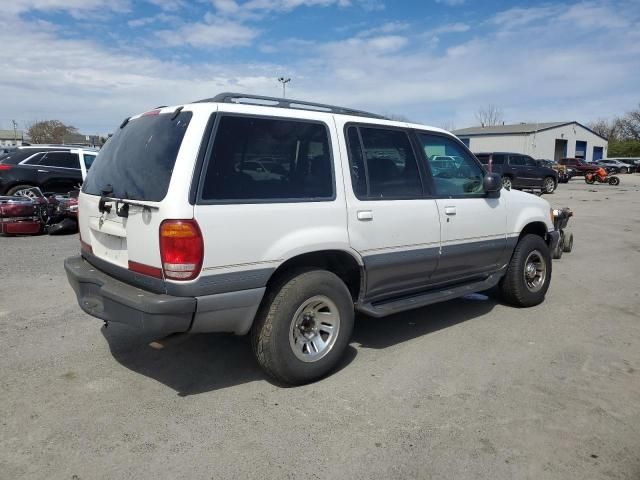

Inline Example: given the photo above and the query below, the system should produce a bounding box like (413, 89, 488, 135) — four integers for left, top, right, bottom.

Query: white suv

(65, 93, 560, 384)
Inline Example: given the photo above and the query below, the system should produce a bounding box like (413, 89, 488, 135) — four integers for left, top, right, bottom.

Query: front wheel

(502, 176, 513, 190)
(251, 270, 354, 385)
(609, 176, 620, 186)
(499, 234, 552, 307)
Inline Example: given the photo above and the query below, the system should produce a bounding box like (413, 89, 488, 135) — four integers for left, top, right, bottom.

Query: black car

(0, 146, 96, 196)
(474, 152, 559, 194)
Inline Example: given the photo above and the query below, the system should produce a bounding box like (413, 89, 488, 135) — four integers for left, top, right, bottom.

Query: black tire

(542, 176, 556, 194)
(585, 176, 595, 184)
(499, 234, 552, 307)
(251, 269, 354, 385)
(552, 235, 564, 259)
(621, 167, 628, 174)
(6, 184, 36, 196)
(609, 176, 620, 186)
(563, 232, 573, 252)
(502, 176, 513, 190)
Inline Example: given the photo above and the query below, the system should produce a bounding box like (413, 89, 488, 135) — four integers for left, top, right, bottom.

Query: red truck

(558, 158, 600, 176)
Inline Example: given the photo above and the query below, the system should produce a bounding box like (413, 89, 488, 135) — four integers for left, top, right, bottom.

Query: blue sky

(1, 0, 639, 134)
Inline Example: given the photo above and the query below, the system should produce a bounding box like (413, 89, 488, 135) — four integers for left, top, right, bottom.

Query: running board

(356, 273, 503, 318)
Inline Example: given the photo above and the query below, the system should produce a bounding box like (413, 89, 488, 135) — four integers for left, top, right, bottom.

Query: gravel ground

(1, 176, 639, 480)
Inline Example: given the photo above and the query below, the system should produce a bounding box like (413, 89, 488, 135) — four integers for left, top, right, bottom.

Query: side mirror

(483, 172, 502, 197)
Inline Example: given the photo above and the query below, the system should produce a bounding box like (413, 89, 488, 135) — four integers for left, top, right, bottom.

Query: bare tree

(27, 120, 77, 144)
(618, 103, 640, 140)
(475, 105, 503, 127)
(587, 118, 621, 141)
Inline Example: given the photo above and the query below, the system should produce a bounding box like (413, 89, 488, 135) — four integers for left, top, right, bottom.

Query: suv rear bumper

(65, 256, 264, 336)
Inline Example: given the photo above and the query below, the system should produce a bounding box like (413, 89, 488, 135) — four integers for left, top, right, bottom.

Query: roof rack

(194, 92, 387, 120)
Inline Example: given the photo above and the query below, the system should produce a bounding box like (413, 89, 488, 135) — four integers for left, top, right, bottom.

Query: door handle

(444, 206, 456, 216)
(37, 169, 49, 173)
(357, 210, 373, 221)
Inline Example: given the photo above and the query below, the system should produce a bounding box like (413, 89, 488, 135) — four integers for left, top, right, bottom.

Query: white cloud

(1, 0, 639, 134)
(4, 0, 128, 15)
(435, 0, 465, 6)
(155, 19, 259, 48)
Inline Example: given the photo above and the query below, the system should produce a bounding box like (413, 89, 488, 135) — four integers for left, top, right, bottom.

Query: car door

(507, 154, 529, 187)
(417, 132, 507, 284)
(36, 151, 83, 193)
(524, 155, 543, 186)
(338, 121, 441, 301)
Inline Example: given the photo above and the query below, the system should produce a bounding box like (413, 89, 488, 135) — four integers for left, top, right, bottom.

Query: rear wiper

(119, 117, 130, 129)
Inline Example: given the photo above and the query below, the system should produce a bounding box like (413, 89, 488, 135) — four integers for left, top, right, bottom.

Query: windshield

(83, 111, 192, 201)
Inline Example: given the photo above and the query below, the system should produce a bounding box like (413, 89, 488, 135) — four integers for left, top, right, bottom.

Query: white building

(0, 129, 24, 147)
(453, 121, 608, 162)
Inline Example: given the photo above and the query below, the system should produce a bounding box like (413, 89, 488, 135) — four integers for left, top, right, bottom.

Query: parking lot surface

(1, 177, 639, 479)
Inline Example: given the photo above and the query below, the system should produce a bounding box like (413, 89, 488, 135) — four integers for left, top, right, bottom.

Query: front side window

(418, 133, 484, 196)
(346, 126, 422, 199)
(41, 152, 81, 169)
(509, 155, 525, 167)
(524, 156, 537, 167)
(200, 115, 333, 201)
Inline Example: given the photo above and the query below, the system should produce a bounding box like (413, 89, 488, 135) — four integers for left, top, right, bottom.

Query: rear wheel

(499, 234, 552, 307)
(251, 269, 354, 385)
(585, 175, 595, 184)
(502, 176, 513, 190)
(621, 167, 628, 174)
(542, 176, 556, 194)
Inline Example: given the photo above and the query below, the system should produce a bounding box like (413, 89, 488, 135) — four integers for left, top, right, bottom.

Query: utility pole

(12, 120, 18, 145)
(278, 77, 291, 98)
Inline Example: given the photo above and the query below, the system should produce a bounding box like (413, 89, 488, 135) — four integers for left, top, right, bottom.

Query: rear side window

(23, 152, 47, 165)
(200, 115, 333, 202)
(41, 152, 80, 169)
(83, 111, 192, 201)
(346, 125, 422, 199)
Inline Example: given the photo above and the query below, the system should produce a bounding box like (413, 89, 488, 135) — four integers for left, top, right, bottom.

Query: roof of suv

(193, 92, 388, 120)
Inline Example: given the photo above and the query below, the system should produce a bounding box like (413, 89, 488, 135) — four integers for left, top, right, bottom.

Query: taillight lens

(159, 220, 203, 281)
(0, 164, 12, 171)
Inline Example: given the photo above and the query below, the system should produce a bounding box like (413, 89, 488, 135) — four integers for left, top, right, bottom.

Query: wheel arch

(266, 249, 364, 303)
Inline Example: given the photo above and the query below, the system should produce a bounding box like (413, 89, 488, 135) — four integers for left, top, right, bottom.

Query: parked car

(474, 152, 558, 193)
(558, 157, 599, 176)
(596, 159, 634, 174)
(0, 145, 97, 196)
(65, 92, 562, 385)
(601, 158, 638, 173)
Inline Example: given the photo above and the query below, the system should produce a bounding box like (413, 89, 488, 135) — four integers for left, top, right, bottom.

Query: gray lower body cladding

(64, 256, 264, 336)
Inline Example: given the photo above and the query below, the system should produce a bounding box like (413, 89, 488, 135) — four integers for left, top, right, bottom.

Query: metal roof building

(453, 121, 608, 162)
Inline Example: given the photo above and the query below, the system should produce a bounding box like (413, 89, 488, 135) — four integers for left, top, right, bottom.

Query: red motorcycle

(0, 187, 78, 235)
(585, 167, 620, 186)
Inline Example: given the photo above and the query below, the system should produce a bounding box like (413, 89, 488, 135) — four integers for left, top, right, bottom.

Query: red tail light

(159, 219, 203, 281)
(0, 164, 12, 171)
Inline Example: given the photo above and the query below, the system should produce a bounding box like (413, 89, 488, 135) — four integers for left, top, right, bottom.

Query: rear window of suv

(83, 111, 192, 201)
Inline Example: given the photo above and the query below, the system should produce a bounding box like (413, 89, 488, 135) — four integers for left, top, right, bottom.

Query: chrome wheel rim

(544, 178, 555, 192)
(15, 188, 37, 199)
(502, 177, 512, 190)
(523, 250, 547, 293)
(289, 295, 340, 363)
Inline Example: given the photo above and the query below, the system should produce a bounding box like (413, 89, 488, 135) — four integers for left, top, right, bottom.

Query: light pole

(12, 120, 18, 145)
(278, 77, 291, 98)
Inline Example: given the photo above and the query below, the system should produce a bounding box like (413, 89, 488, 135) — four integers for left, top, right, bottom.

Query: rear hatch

(79, 108, 197, 284)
